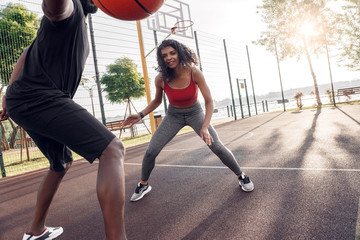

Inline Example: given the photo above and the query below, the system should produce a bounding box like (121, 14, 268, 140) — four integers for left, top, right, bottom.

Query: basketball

(92, 0, 164, 21)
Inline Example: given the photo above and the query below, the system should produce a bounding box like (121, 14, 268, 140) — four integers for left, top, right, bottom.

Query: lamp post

(83, 84, 97, 117)
(236, 78, 244, 119)
(237, 78, 251, 117)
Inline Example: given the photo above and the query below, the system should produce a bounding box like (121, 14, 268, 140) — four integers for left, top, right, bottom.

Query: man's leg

(97, 137, 127, 240)
(28, 164, 70, 234)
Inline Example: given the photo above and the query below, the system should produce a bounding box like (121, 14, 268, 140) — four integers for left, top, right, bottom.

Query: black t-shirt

(6, 0, 89, 109)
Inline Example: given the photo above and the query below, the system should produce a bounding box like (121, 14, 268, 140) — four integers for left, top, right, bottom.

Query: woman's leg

(187, 107, 242, 176)
(205, 125, 243, 176)
(141, 113, 185, 182)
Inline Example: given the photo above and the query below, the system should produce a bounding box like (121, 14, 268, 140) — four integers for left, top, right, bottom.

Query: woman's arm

(123, 75, 164, 127)
(139, 75, 164, 116)
(193, 68, 214, 145)
(42, 0, 74, 22)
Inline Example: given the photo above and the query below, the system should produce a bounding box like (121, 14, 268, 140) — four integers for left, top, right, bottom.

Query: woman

(124, 39, 254, 202)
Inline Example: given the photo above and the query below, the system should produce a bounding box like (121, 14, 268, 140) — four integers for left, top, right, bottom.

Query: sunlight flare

(300, 21, 318, 37)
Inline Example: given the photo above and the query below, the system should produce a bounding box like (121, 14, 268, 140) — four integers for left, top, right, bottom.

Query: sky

(177, 0, 359, 96)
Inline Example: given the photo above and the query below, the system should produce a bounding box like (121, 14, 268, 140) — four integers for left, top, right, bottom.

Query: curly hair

(156, 39, 198, 83)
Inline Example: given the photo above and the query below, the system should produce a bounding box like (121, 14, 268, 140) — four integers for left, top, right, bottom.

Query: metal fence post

(0, 146, 6, 178)
(223, 39, 237, 120)
(246, 45, 258, 115)
(88, 14, 107, 125)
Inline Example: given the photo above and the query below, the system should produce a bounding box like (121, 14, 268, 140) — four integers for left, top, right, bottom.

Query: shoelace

(135, 183, 146, 193)
(240, 175, 250, 184)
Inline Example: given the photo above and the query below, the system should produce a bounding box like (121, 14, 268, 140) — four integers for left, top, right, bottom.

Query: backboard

(146, 0, 194, 39)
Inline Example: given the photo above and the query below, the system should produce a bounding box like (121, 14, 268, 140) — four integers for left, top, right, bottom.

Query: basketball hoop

(145, 20, 194, 58)
(170, 20, 194, 34)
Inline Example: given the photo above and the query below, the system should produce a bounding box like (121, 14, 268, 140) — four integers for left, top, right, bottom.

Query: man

(0, 1, 127, 239)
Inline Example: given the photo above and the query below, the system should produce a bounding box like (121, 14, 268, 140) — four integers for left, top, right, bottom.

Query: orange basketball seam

(134, 0, 152, 15)
(95, 0, 117, 19)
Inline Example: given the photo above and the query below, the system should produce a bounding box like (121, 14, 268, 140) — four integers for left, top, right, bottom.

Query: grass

(2, 149, 84, 177)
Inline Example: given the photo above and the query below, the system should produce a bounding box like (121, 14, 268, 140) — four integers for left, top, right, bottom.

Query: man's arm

(0, 48, 29, 120)
(9, 48, 28, 86)
(42, 0, 74, 22)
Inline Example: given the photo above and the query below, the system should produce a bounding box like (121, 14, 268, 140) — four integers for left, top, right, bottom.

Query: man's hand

(0, 96, 9, 121)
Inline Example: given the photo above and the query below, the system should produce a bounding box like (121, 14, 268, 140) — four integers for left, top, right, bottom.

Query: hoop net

(171, 20, 194, 34)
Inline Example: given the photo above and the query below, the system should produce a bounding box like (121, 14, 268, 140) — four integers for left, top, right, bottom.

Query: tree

(101, 57, 145, 103)
(0, 3, 38, 86)
(334, 0, 360, 71)
(294, 91, 304, 109)
(325, 89, 333, 104)
(255, 0, 337, 106)
(101, 57, 146, 137)
(0, 3, 38, 151)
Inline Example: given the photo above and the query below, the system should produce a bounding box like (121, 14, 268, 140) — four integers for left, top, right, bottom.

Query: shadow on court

(1, 105, 359, 240)
(336, 106, 360, 125)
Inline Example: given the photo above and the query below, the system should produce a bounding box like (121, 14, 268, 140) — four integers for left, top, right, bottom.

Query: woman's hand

(0, 96, 9, 121)
(200, 127, 213, 146)
(123, 114, 141, 128)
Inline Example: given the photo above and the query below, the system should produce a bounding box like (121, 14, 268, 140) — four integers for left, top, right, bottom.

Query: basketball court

(1, 1, 359, 239)
(1, 105, 359, 239)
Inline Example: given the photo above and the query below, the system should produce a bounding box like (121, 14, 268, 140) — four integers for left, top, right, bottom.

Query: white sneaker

(130, 182, 152, 201)
(239, 174, 254, 192)
(22, 226, 63, 240)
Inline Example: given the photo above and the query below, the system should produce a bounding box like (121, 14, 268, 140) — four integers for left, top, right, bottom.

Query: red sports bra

(163, 72, 198, 107)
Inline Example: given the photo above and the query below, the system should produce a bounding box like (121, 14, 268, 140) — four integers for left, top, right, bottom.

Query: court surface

(1, 105, 359, 240)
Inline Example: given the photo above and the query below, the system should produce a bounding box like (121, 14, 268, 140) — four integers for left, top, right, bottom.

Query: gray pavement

(1, 105, 359, 240)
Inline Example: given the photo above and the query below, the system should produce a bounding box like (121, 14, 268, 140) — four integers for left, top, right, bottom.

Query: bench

(106, 120, 125, 131)
(106, 120, 131, 138)
(337, 87, 360, 96)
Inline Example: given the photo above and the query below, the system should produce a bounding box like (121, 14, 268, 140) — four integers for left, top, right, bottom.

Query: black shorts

(7, 96, 116, 172)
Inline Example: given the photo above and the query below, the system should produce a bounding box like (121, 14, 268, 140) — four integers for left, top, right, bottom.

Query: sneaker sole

(130, 186, 152, 202)
(241, 186, 254, 192)
(49, 229, 64, 239)
(24, 227, 63, 240)
(239, 182, 254, 192)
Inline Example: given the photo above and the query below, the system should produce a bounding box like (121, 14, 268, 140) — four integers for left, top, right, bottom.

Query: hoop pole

(136, 20, 156, 134)
(145, 32, 171, 58)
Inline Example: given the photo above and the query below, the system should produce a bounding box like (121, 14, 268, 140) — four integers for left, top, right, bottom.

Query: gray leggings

(141, 102, 242, 181)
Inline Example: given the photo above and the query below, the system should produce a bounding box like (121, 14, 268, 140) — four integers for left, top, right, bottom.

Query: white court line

(2, 163, 358, 184)
(356, 197, 360, 240)
(125, 163, 360, 172)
